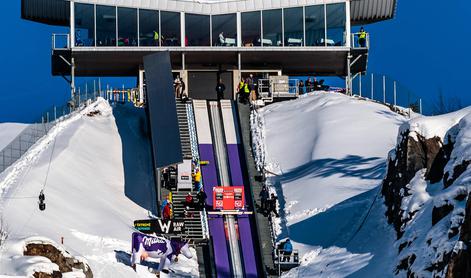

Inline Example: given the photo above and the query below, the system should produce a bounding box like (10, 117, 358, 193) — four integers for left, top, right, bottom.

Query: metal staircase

(176, 99, 192, 160)
(172, 191, 206, 240)
(171, 99, 209, 243)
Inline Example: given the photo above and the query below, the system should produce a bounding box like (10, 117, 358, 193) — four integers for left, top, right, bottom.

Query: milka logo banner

(130, 232, 192, 272)
(142, 235, 166, 248)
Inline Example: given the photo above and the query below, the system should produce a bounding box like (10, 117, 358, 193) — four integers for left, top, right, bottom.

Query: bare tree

(432, 88, 463, 115)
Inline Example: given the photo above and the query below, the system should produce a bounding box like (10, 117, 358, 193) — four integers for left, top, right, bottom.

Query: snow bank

(0, 99, 198, 277)
(399, 106, 471, 141)
(253, 92, 406, 276)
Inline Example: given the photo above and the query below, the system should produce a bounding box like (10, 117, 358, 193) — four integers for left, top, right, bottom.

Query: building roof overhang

(52, 47, 368, 77)
(22, 0, 396, 26)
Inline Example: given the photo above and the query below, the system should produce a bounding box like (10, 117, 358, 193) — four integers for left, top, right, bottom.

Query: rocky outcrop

(24, 242, 92, 278)
(382, 123, 471, 277)
(446, 192, 471, 278)
(382, 130, 445, 238)
(33, 272, 62, 278)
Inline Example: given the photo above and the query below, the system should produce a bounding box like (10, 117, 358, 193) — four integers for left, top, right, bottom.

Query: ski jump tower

(21, 1, 397, 277)
(22, 0, 396, 99)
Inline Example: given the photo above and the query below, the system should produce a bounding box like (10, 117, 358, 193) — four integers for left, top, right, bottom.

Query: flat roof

(52, 47, 368, 76)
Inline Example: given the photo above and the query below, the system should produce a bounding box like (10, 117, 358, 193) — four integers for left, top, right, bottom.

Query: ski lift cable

(42, 137, 58, 193)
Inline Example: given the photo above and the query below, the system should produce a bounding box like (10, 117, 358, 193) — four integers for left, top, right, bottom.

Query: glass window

(305, 5, 325, 46)
(74, 3, 94, 46)
(283, 7, 303, 46)
(96, 5, 116, 46)
(185, 14, 210, 46)
(139, 9, 159, 46)
(241, 11, 261, 47)
(212, 14, 237, 47)
(262, 9, 282, 47)
(161, 11, 180, 46)
(326, 3, 346, 46)
(118, 7, 137, 47)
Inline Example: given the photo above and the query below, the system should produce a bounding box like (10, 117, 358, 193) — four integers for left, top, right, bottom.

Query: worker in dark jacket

(196, 188, 207, 210)
(269, 193, 279, 217)
(259, 187, 269, 213)
(216, 79, 226, 101)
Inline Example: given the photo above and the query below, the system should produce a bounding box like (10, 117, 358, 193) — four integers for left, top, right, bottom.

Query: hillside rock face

(24, 242, 93, 278)
(382, 131, 445, 238)
(382, 117, 471, 277)
(446, 192, 471, 278)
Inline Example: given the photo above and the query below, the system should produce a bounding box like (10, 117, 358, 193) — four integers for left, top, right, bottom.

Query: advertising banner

(134, 219, 185, 235)
(213, 186, 245, 210)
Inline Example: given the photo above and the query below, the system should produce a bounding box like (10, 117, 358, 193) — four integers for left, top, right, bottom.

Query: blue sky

(0, 1, 470, 122)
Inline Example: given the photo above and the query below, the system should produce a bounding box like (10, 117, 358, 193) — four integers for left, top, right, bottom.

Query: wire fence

(0, 80, 102, 174)
(351, 73, 423, 115)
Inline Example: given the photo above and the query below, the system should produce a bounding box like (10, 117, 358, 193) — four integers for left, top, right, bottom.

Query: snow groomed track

(193, 100, 261, 277)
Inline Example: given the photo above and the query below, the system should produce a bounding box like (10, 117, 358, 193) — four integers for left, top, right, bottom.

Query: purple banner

(199, 144, 218, 206)
(209, 217, 231, 277)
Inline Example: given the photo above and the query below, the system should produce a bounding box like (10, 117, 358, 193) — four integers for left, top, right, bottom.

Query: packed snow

(252, 92, 407, 277)
(0, 123, 28, 150)
(0, 98, 198, 277)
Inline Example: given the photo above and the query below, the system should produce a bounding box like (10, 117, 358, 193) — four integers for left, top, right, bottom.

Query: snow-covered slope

(252, 92, 407, 277)
(0, 123, 28, 150)
(0, 99, 197, 277)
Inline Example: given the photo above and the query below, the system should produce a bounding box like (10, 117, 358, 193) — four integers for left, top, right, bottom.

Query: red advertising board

(213, 186, 245, 210)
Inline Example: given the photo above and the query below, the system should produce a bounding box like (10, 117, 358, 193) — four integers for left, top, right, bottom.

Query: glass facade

(212, 14, 237, 46)
(73, 3, 348, 48)
(305, 5, 325, 46)
(96, 5, 116, 46)
(118, 8, 137, 46)
(326, 3, 346, 46)
(185, 14, 210, 46)
(139, 9, 159, 46)
(75, 3, 94, 46)
(242, 11, 261, 47)
(284, 7, 303, 46)
(262, 9, 282, 47)
(161, 11, 181, 46)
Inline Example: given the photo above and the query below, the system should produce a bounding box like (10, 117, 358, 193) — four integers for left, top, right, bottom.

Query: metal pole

(93, 80, 96, 99)
(157, 168, 162, 210)
(419, 98, 423, 114)
(358, 73, 361, 97)
(71, 57, 75, 100)
(54, 106, 57, 121)
(346, 52, 352, 95)
(98, 78, 102, 98)
(371, 73, 374, 100)
(382, 75, 386, 103)
(393, 81, 397, 106)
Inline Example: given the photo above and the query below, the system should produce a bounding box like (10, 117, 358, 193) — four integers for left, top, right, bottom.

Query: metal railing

(275, 249, 300, 275)
(258, 79, 299, 103)
(351, 32, 370, 49)
(351, 73, 423, 115)
(52, 34, 70, 50)
(0, 81, 102, 174)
